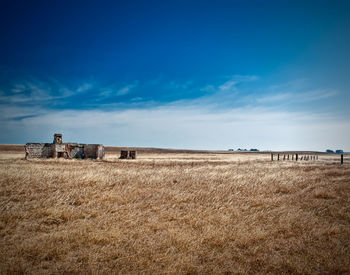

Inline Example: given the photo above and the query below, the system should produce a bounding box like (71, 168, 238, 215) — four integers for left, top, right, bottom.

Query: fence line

(271, 153, 345, 165)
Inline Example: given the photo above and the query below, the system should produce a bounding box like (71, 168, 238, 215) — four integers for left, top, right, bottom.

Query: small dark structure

(25, 134, 104, 160)
(120, 150, 137, 159)
(120, 150, 129, 159)
(129, 151, 137, 159)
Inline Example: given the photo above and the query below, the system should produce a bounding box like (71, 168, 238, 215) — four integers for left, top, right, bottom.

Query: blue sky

(0, 0, 349, 150)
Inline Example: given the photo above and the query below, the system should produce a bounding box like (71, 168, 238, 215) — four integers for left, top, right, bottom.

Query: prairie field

(0, 147, 349, 274)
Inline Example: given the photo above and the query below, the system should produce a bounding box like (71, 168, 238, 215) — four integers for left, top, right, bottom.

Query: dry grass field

(0, 146, 349, 274)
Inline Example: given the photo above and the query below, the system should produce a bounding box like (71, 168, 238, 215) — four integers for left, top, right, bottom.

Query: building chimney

(53, 133, 63, 144)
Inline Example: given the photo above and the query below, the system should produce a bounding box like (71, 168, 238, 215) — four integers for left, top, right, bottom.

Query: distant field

(0, 143, 340, 155)
(0, 147, 349, 274)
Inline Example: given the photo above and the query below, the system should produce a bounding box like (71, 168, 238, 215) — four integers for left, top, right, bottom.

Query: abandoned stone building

(25, 134, 105, 160)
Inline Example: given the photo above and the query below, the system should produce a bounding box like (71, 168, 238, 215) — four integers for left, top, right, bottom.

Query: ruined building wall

(83, 144, 98, 158)
(25, 143, 53, 159)
(25, 134, 104, 160)
(53, 144, 66, 158)
(25, 143, 104, 160)
(67, 144, 84, 159)
(81, 144, 105, 159)
(96, 145, 105, 159)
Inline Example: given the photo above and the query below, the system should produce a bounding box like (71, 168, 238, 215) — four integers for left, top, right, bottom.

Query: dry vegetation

(0, 147, 349, 274)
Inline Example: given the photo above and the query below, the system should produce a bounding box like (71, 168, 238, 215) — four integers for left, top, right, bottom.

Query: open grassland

(0, 149, 349, 274)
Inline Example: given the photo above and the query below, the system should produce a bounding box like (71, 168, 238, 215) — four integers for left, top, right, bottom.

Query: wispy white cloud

(2, 104, 349, 150)
(221, 74, 259, 82)
(116, 84, 133, 96)
(216, 75, 258, 93)
(190, 75, 259, 106)
(256, 89, 337, 104)
(76, 83, 93, 93)
(99, 82, 138, 97)
(11, 83, 27, 93)
(218, 80, 238, 92)
(0, 81, 55, 103)
(131, 97, 143, 102)
(0, 79, 96, 104)
(0, 75, 347, 150)
(301, 89, 338, 101)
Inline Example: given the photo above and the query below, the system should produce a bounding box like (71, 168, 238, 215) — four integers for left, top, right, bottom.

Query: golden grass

(0, 151, 349, 274)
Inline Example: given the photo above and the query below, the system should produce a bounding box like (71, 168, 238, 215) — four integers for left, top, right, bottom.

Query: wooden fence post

(296, 154, 298, 161)
(283, 155, 285, 161)
(288, 154, 289, 160)
(292, 154, 294, 160)
(278, 154, 280, 161)
(271, 153, 273, 161)
(341, 154, 343, 165)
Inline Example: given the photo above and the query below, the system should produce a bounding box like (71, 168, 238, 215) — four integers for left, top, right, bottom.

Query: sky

(0, 0, 349, 150)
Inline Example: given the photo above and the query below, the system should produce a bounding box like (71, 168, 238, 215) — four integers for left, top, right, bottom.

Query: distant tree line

(326, 149, 343, 154)
(228, 148, 259, 152)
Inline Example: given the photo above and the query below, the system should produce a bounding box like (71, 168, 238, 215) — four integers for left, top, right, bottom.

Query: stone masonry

(25, 134, 104, 160)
